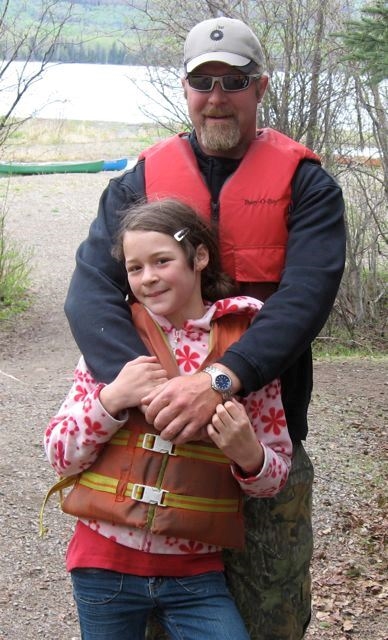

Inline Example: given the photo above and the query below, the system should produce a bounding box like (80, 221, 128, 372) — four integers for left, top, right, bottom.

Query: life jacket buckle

(131, 483, 168, 506)
(142, 434, 176, 455)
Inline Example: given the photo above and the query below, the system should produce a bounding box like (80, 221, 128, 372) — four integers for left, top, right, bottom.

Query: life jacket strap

(110, 428, 230, 464)
(39, 474, 78, 537)
(79, 471, 240, 513)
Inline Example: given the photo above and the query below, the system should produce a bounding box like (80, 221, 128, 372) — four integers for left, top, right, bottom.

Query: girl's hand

(99, 356, 168, 417)
(207, 398, 264, 476)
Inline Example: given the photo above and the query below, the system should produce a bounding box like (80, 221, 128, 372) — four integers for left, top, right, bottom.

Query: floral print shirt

(44, 296, 292, 554)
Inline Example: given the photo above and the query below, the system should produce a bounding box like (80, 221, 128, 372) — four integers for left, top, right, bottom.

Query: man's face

(182, 62, 268, 159)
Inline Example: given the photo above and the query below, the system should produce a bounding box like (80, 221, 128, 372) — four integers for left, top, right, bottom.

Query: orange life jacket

(140, 128, 320, 283)
(42, 304, 250, 549)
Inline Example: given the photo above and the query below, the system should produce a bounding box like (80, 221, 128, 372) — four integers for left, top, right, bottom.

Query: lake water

(0, 61, 185, 124)
(0, 61, 381, 160)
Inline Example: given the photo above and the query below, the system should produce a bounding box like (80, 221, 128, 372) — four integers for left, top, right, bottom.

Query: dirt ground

(0, 171, 387, 640)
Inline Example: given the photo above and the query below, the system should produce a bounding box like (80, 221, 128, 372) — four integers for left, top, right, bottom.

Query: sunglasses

(186, 74, 260, 93)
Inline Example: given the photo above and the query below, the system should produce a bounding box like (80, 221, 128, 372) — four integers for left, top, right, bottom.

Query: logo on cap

(210, 29, 224, 41)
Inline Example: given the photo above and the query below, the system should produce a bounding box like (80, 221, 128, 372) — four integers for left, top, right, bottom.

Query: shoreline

(3, 118, 168, 162)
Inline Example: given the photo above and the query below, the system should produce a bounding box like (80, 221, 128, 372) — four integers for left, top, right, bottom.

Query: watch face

(215, 374, 232, 391)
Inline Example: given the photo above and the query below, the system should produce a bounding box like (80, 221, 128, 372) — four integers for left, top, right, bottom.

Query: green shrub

(0, 207, 33, 321)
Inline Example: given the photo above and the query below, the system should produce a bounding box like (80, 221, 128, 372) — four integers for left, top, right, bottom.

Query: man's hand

(142, 372, 220, 443)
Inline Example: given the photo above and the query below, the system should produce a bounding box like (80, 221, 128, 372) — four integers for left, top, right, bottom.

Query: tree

(337, 0, 388, 85)
(331, 2, 388, 341)
(336, 0, 388, 200)
(0, 0, 73, 147)
(124, 0, 387, 344)
(125, 0, 358, 147)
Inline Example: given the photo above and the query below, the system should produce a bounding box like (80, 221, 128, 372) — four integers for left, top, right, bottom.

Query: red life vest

(44, 305, 250, 549)
(140, 128, 320, 284)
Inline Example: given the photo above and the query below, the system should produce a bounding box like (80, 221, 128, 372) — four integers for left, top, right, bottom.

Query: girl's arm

(44, 357, 128, 476)
(207, 381, 292, 497)
(44, 355, 168, 476)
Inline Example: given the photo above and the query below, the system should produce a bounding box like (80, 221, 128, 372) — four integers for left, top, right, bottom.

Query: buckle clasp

(131, 484, 168, 506)
(142, 434, 176, 455)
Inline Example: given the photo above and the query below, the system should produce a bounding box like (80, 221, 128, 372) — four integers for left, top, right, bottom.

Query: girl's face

(123, 230, 209, 328)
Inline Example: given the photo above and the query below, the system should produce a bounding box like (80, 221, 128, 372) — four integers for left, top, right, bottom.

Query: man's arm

(219, 162, 346, 393)
(64, 163, 149, 383)
(145, 162, 346, 441)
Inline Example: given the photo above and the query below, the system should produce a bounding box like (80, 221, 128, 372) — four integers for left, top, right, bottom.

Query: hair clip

(173, 228, 189, 242)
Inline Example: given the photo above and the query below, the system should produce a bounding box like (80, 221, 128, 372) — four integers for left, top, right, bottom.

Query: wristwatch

(203, 365, 233, 401)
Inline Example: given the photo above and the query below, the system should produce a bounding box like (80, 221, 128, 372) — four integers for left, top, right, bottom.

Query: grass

(0, 207, 32, 321)
(313, 339, 381, 358)
(313, 324, 386, 358)
(3, 118, 169, 162)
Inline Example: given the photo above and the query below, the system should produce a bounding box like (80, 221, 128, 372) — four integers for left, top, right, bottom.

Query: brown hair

(113, 198, 237, 302)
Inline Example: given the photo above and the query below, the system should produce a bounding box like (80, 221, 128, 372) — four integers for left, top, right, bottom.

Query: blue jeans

(71, 568, 250, 640)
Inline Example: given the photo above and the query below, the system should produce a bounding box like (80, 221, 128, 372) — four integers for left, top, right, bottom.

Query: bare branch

(0, 0, 73, 146)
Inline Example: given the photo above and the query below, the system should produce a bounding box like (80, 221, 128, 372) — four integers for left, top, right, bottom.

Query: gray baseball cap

(184, 17, 266, 74)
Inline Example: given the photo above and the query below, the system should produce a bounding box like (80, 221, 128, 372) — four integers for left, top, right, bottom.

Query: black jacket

(65, 132, 346, 442)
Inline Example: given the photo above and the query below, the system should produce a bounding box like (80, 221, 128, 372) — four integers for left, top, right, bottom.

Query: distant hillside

(6, 0, 149, 64)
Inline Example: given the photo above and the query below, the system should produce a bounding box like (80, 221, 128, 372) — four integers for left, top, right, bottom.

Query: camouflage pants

(146, 443, 314, 640)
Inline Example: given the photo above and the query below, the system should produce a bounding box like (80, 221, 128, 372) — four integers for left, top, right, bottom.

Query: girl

(44, 198, 292, 640)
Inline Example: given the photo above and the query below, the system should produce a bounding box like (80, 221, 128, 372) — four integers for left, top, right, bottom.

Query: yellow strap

(39, 474, 78, 537)
(110, 431, 132, 446)
(111, 428, 230, 464)
(165, 493, 239, 513)
(79, 471, 239, 513)
(173, 442, 229, 464)
(41, 433, 230, 536)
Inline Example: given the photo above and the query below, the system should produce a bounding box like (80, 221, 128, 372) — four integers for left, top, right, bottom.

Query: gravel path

(0, 172, 386, 640)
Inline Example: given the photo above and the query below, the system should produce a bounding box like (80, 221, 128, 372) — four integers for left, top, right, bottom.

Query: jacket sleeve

(44, 357, 128, 476)
(219, 161, 346, 393)
(231, 382, 292, 497)
(64, 162, 150, 382)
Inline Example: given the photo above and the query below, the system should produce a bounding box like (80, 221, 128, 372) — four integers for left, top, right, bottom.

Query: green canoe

(0, 158, 128, 175)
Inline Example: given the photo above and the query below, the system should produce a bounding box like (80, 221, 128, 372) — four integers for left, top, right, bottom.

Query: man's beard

(199, 118, 241, 152)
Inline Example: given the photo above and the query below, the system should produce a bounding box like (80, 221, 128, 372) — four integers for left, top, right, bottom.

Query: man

(65, 17, 346, 640)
